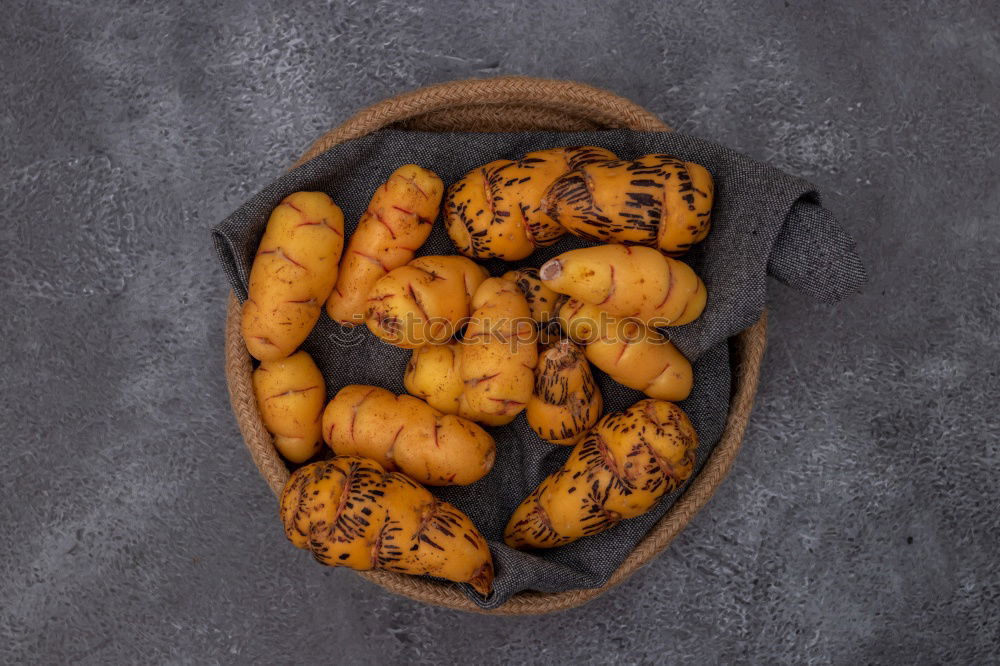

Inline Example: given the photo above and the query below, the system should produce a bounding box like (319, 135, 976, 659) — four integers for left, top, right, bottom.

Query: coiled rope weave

(224, 76, 768, 615)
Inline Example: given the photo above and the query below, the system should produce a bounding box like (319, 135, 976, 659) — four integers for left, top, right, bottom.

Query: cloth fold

(212, 129, 865, 608)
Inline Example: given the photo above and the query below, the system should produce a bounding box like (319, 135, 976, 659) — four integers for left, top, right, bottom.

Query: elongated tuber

(445, 146, 617, 260)
(445, 149, 713, 260)
(322, 385, 495, 486)
(526, 339, 603, 446)
(558, 298, 693, 401)
(252, 350, 326, 463)
(326, 165, 444, 326)
(281, 457, 494, 595)
(544, 154, 713, 255)
(540, 244, 706, 328)
(241, 192, 345, 361)
(457, 278, 538, 426)
(504, 399, 697, 549)
(366, 255, 488, 348)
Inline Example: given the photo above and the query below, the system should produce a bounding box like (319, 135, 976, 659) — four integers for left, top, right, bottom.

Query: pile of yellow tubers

(242, 149, 713, 596)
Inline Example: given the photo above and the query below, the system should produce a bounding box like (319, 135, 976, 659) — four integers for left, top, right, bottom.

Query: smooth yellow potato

(322, 385, 495, 486)
(365, 255, 488, 348)
(445, 147, 618, 261)
(326, 165, 444, 326)
(404, 343, 464, 415)
(540, 244, 707, 328)
(526, 339, 603, 445)
(558, 299, 693, 401)
(544, 154, 713, 255)
(252, 350, 326, 463)
(504, 399, 698, 549)
(457, 278, 539, 426)
(281, 457, 494, 595)
(241, 191, 345, 361)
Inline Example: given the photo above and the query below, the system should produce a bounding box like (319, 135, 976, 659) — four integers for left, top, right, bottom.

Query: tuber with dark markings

(502, 266, 564, 331)
(544, 153, 713, 255)
(526, 339, 603, 446)
(445, 146, 617, 260)
(281, 457, 494, 595)
(505, 399, 697, 549)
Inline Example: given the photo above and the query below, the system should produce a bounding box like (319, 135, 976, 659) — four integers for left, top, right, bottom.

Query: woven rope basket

(224, 76, 768, 615)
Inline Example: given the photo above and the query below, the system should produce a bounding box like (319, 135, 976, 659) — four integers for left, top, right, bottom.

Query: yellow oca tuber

(445, 146, 617, 260)
(252, 350, 326, 463)
(322, 385, 495, 486)
(457, 278, 539, 426)
(365, 255, 488, 348)
(502, 267, 564, 330)
(326, 165, 444, 326)
(540, 244, 706, 328)
(404, 343, 464, 416)
(544, 153, 714, 256)
(241, 192, 345, 361)
(558, 298, 693, 402)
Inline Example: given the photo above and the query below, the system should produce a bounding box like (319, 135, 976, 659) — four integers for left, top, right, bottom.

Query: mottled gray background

(1, 0, 997, 663)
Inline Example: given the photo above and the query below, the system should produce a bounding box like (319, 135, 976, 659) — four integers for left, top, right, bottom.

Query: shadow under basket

(223, 76, 768, 615)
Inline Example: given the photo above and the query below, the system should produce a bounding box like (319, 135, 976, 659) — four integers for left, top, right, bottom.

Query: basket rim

(223, 75, 768, 615)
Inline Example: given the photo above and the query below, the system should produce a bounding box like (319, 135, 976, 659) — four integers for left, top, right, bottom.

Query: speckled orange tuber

(502, 266, 564, 330)
(544, 153, 713, 255)
(281, 457, 494, 596)
(526, 339, 603, 446)
(444, 146, 617, 260)
(505, 399, 697, 549)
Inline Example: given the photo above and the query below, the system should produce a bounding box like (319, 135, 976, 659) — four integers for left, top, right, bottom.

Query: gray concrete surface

(1, 0, 997, 663)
